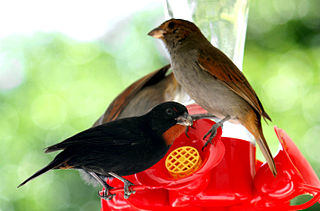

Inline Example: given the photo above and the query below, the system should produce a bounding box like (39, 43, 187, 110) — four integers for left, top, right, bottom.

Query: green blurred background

(0, 0, 319, 210)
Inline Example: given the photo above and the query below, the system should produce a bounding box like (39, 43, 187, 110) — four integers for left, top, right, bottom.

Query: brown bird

(93, 64, 187, 126)
(148, 19, 277, 176)
(80, 64, 189, 185)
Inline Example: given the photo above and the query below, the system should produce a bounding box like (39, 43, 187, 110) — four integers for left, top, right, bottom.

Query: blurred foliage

(0, 0, 320, 210)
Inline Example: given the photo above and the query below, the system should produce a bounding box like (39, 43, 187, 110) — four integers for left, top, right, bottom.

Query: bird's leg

(89, 172, 115, 200)
(202, 115, 231, 151)
(108, 172, 136, 199)
(185, 124, 195, 138)
(185, 113, 217, 138)
(191, 113, 217, 120)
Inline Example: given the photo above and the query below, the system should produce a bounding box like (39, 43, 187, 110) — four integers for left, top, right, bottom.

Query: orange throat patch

(162, 124, 186, 146)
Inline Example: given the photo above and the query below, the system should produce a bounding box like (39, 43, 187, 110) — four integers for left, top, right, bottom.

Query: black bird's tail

(17, 161, 57, 188)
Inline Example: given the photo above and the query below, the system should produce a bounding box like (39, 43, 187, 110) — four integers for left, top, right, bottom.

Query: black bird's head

(146, 101, 192, 146)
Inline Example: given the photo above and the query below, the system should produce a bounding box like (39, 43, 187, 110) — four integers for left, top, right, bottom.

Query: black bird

(80, 64, 186, 186)
(18, 102, 193, 199)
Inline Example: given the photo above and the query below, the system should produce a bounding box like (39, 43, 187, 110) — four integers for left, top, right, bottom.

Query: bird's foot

(123, 180, 136, 199)
(100, 188, 115, 200)
(202, 115, 231, 151)
(108, 172, 136, 199)
(88, 171, 115, 200)
(185, 125, 195, 138)
(202, 124, 220, 151)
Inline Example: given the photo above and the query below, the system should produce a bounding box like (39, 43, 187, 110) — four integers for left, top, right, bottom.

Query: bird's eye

(166, 108, 174, 116)
(168, 22, 175, 29)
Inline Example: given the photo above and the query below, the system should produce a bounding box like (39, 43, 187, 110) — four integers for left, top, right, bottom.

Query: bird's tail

(17, 161, 57, 188)
(256, 127, 277, 176)
(244, 111, 277, 176)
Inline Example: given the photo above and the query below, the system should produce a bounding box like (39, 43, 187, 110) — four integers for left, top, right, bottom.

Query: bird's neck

(166, 34, 208, 57)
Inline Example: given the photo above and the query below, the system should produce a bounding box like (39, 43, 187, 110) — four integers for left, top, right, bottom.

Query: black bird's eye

(168, 22, 175, 29)
(166, 108, 174, 116)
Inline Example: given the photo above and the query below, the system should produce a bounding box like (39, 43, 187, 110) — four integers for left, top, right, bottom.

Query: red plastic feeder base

(100, 105, 320, 211)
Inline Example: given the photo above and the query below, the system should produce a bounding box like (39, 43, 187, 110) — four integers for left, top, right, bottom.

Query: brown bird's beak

(148, 27, 165, 39)
(176, 112, 193, 127)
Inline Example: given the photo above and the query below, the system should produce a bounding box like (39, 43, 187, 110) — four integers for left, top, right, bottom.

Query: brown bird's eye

(168, 22, 175, 29)
(166, 108, 174, 116)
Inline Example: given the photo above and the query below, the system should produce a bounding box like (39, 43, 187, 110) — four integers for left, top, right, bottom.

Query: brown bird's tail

(17, 161, 57, 188)
(244, 111, 277, 176)
(255, 126, 277, 176)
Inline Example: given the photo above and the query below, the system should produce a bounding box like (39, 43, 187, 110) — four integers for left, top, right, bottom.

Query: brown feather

(242, 110, 276, 175)
(56, 160, 74, 169)
(197, 48, 271, 122)
(93, 64, 171, 125)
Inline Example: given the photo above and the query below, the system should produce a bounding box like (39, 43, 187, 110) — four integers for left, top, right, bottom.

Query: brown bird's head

(148, 19, 205, 50)
(146, 101, 192, 145)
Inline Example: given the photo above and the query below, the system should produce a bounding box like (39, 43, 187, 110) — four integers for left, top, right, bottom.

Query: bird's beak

(148, 27, 165, 39)
(176, 112, 193, 127)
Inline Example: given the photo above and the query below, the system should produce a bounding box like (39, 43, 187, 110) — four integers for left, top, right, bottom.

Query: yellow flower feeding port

(165, 146, 202, 179)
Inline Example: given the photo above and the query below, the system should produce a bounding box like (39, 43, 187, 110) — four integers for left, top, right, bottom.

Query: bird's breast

(162, 124, 186, 146)
(171, 54, 250, 121)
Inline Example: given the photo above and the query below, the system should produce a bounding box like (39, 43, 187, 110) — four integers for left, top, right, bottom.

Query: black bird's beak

(148, 27, 165, 39)
(176, 112, 193, 127)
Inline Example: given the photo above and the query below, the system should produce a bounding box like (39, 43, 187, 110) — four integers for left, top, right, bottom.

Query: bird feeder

(101, 0, 320, 209)
(100, 104, 320, 210)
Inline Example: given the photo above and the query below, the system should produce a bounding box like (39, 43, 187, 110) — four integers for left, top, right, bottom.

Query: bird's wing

(197, 48, 271, 122)
(98, 64, 171, 123)
(45, 118, 146, 153)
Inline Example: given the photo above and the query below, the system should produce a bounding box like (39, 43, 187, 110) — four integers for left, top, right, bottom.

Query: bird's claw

(202, 124, 220, 151)
(123, 181, 136, 199)
(107, 172, 136, 199)
(100, 189, 116, 200)
(201, 115, 230, 151)
(185, 126, 190, 138)
(185, 125, 195, 138)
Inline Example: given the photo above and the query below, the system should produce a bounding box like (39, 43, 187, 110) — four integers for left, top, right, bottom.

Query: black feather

(18, 102, 189, 187)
